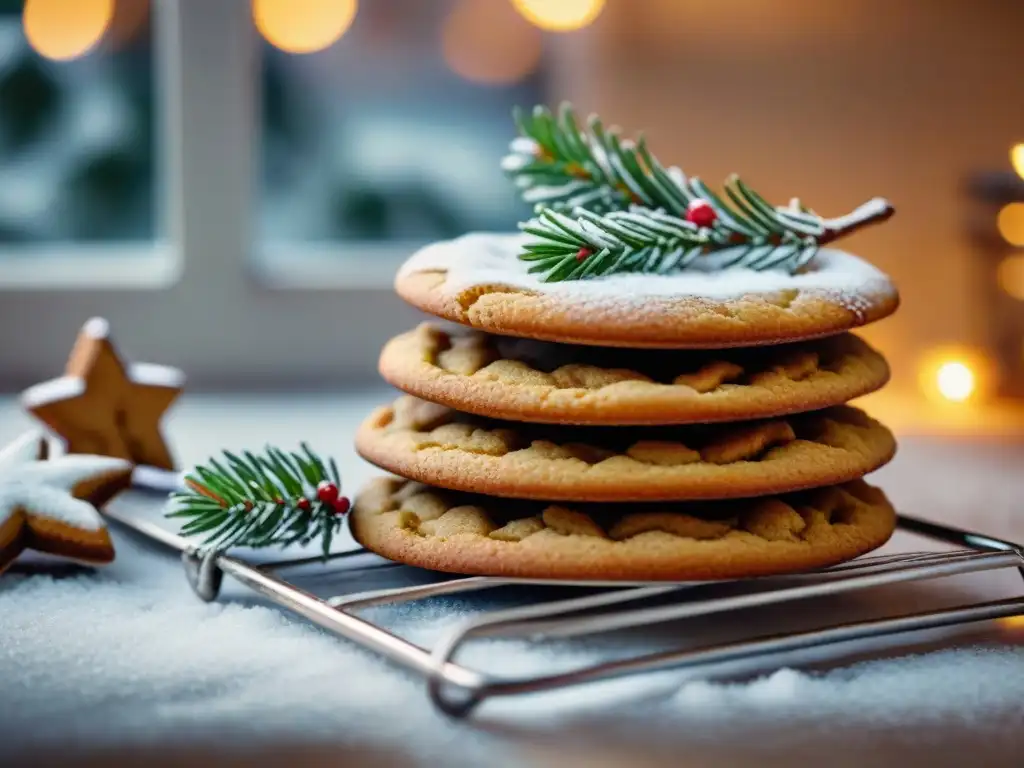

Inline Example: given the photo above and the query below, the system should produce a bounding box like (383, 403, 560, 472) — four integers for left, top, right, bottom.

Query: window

(254, 0, 543, 284)
(0, 0, 155, 245)
(0, 0, 558, 390)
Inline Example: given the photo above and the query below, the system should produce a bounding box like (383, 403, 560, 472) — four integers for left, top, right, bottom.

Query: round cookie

(381, 324, 890, 426)
(355, 396, 896, 502)
(352, 476, 897, 581)
(394, 233, 899, 349)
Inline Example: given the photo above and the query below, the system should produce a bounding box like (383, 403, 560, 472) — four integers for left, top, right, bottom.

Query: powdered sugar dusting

(398, 232, 896, 315)
(675, 650, 1024, 724)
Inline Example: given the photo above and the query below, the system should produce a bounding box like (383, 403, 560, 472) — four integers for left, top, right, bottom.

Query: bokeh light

(511, 0, 605, 32)
(23, 0, 114, 61)
(999, 615, 1024, 631)
(1011, 144, 1024, 180)
(996, 202, 1024, 247)
(935, 362, 975, 402)
(253, 0, 357, 54)
(997, 254, 1024, 301)
(442, 0, 541, 85)
(918, 347, 992, 405)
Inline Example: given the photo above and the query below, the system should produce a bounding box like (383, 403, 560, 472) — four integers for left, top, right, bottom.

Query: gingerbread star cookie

(21, 317, 184, 471)
(0, 431, 133, 573)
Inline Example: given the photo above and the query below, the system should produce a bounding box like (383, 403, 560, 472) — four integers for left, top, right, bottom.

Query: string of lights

(22, 0, 605, 72)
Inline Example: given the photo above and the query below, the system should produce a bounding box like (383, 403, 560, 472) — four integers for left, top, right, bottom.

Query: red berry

(332, 497, 351, 516)
(316, 481, 339, 504)
(274, 497, 285, 505)
(296, 497, 311, 511)
(685, 199, 717, 228)
(575, 247, 591, 262)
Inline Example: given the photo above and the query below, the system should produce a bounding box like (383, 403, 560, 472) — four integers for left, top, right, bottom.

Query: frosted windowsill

(251, 241, 421, 290)
(0, 242, 180, 290)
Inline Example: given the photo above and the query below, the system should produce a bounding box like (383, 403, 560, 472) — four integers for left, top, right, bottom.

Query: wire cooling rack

(100, 493, 1024, 718)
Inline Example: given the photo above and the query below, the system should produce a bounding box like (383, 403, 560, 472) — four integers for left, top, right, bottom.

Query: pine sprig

(502, 102, 684, 215)
(507, 102, 895, 282)
(166, 443, 350, 558)
(520, 194, 894, 283)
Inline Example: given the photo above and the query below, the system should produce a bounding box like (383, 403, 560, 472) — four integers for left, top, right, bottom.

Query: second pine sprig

(166, 443, 350, 557)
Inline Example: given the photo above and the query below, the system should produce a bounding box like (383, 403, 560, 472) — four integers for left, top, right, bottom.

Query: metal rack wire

(101, 497, 1024, 718)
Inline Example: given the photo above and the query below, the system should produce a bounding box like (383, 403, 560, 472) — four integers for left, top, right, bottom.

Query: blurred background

(0, 0, 1022, 436)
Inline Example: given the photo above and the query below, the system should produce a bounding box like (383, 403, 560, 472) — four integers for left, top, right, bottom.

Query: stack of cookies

(352, 233, 900, 581)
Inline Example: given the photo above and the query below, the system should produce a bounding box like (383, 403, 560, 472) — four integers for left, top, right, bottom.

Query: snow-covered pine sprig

(518, 177, 894, 283)
(502, 102, 683, 215)
(506, 102, 894, 282)
(166, 444, 350, 558)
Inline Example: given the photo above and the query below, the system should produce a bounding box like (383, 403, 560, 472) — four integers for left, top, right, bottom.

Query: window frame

(0, 0, 426, 391)
(0, 0, 582, 391)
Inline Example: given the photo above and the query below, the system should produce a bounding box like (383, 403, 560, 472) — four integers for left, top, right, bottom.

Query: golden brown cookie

(352, 476, 897, 581)
(380, 324, 890, 426)
(21, 317, 184, 471)
(0, 507, 24, 575)
(394, 233, 899, 349)
(0, 432, 132, 570)
(355, 396, 896, 502)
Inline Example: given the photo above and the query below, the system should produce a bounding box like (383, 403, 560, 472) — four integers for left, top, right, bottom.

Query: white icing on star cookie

(0, 430, 47, 467)
(0, 432, 131, 531)
(0, 432, 45, 527)
(397, 232, 895, 313)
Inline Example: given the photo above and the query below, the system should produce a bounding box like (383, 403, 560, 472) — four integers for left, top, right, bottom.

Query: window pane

(257, 0, 542, 248)
(0, 0, 155, 244)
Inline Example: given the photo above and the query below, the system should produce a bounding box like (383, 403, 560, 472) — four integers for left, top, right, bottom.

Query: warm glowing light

(935, 362, 975, 403)
(23, 0, 114, 61)
(918, 347, 992, 405)
(1000, 615, 1024, 630)
(997, 254, 1024, 301)
(996, 202, 1024, 247)
(442, 0, 541, 85)
(1012, 144, 1024, 180)
(253, 0, 357, 54)
(511, 0, 605, 32)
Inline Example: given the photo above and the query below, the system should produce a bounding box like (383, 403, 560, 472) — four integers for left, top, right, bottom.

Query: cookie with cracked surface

(352, 476, 896, 581)
(394, 233, 899, 349)
(355, 396, 896, 502)
(380, 324, 890, 426)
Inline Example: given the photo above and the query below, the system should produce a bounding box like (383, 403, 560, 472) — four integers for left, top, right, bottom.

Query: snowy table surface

(2, 390, 1024, 768)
